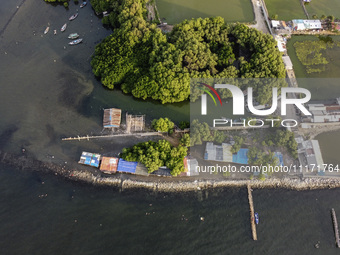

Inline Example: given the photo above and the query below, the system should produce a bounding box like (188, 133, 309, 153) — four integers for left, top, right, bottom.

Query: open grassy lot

(156, 0, 254, 24)
(264, 0, 306, 21)
(305, 0, 340, 19)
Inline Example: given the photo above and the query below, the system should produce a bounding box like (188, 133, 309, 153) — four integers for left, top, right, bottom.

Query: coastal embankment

(2, 150, 340, 192)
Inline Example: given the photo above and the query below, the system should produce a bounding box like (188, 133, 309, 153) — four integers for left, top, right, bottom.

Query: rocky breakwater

(2, 150, 340, 191)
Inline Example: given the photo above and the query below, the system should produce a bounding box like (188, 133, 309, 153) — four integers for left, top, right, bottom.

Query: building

(117, 159, 138, 174)
(126, 113, 145, 133)
(182, 157, 199, 176)
(99, 157, 119, 174)
(292, 19, 322, 31)
(271, 20, 280, 29)
(78, 152, 101, 168)
(296, 138, 325, 171)
(282, 56, 293, 70)
(204, 142, 248, 164)
(103, 108, 121, 129)
(308, 98, 340, 122)
(275, 36, 286, 52)
(205, 142, 232, 161)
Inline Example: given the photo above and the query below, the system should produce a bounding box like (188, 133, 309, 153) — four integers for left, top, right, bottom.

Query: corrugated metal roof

(117, 159, 137, 174)
(103, 108, 121, 128)
(78, 152, 101, 168)
(100, 157, 119, 173)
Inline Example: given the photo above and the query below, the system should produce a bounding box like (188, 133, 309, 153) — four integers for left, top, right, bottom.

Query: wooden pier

(247, 184, 257, 241)
(62, 132, 163, 141)
(331, 208, 340, 248)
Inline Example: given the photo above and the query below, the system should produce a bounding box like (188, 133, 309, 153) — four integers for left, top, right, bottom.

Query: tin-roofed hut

(103, 108, 121, 129)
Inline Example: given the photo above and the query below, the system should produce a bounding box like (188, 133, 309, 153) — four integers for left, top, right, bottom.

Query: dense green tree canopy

(121, 140, 188, 176)
(91, 0, 286, 104)
(151, 118, 174, 132)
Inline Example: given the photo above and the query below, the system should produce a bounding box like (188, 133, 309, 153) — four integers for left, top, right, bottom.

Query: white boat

(54, 30, 57, 35)
(44, 26, 49, 34)
(68, 38, 83, 45)
(61, 23, 67, 32)
(80, 2, 87, 8)
(69, 13, 78, 21)
(68, 33, 79, 39)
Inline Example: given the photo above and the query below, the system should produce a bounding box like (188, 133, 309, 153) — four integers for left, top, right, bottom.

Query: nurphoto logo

(198, 83, 312, 128)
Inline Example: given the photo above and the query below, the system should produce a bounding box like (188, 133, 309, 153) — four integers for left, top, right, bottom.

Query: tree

(231, 136, 244, 154)
(152, 118, 174, 132)
(180, 133, 190, 147)
(179, 121, 190, 130)
(213, 130, 226, 144)
(121, 140, 188, 176)
(190, 120, 214, 146)
(91, 8, 286, 104)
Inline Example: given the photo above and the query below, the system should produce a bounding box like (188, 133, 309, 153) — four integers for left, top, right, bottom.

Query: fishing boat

(69, 13, 78, 21)
(68, 38, 83, 45)
(54, 30, 57, 35)
(254, 212, 259, 224)
(44, 26, 49, 34)
(61, 23, 67, 32)
(80, 2, 87, 8)
(68, 33, 79, 39)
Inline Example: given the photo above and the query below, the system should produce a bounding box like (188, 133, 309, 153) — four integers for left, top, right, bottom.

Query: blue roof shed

(117, 159, 138, 174)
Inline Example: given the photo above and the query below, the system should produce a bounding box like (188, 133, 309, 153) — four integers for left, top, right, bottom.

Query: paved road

(249, 0, 269, 34)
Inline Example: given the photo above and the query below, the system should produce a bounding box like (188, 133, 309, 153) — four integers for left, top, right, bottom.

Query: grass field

(156, 0, 254, 24)
(264, 0, 306, 21)
(286, 35, 340, 100)
(305, 0, 340, 19)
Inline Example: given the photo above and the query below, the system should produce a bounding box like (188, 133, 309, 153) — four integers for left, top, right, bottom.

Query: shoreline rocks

(1, 150, 340, 192)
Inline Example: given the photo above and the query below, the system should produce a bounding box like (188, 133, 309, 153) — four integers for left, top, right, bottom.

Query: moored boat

(69, 13, 78, 21)
(44, 26, 49, 34)
(254, 212, 259, 224)
(80, 2, 87, 8)
(54, 30, 57, 35)
(68, 38, 83, 45)
(61, 23, 67, 32)
(68, 33, 79, 39)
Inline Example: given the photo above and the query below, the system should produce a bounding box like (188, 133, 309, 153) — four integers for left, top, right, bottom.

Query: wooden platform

(62, 132, 163, 141)
(332, 208, 340, 248)
(247, 184, 257, 241)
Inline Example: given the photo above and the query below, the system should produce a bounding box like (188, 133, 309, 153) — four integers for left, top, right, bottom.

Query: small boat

(69, 13, 78, 21)
(44, 26, 49, 34)
(68, 33, 79, 39)
(61, 23, 67, 32)
(254, 212, 259, 224)
(68, 38, 83, 45)
(80, 2, 87, 8)
(54, 30, 57, 35)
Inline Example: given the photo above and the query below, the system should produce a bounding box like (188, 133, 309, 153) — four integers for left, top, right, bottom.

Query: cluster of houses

(77, 108, 199, 177)
(78, 151, 199, 177)
(204, 142, 284, 166)
(302, 98, 340, 123)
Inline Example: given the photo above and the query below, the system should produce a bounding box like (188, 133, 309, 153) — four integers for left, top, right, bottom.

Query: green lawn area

(156, 0, 254, 24)
(286, 35, 340, 100)
(305, 0, 340, 19)
(264, 0, 306, 21)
